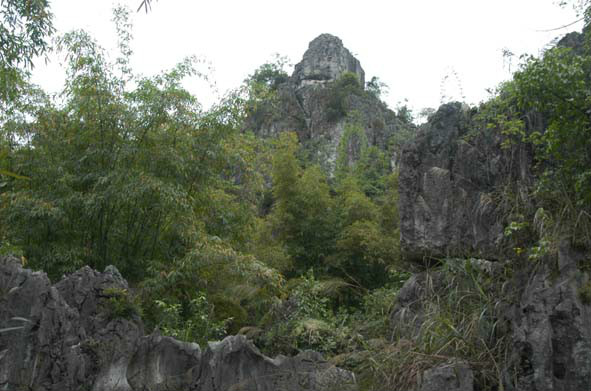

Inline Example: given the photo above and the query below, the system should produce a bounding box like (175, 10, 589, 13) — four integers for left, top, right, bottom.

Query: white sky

(32, 0, 584, 116)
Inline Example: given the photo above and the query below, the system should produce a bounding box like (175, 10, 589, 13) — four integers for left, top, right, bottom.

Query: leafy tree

(330, 175, 398, 290)
(366, 76, 389, 99)
(336, 122, 391, 198)
(142, 237, 284, 337)
(326, 72, 364, 122)
(0, 7, 260, 280)
(269, 132, 337, 274)
(481, 39, 591, 248)
(0, 0, 54, 103)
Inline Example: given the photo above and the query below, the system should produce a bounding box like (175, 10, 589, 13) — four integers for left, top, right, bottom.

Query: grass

(351, 259, 512, 391)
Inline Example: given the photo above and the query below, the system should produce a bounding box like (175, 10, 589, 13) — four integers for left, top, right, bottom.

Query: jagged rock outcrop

(396, 97, 591, 390)
(0, 258, 142, 391)
(127, 333, 201, 391)
(198, 336, 356, 391)
(293, 34, 365, 88)
(0, 256, 356, 391)
(245, 33, 413, 170)
(399, 102, 534, 262)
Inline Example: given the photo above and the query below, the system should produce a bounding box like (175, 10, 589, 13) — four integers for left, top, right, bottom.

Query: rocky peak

(292, 33, 365, 88)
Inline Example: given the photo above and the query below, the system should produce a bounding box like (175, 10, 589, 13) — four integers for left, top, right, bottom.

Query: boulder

(127, 333, 201, 391)
(0, 255, 141, 391)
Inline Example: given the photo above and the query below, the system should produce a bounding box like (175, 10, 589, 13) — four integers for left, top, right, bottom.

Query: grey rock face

(508, 245, 591, 391)
(127, 333, 201, 391)
(419, 361, 474, 391)
(0, 256, 142, 391)
(197, 335, 356, 391)
(0, 256, 356, 391)
(399, 102, 533, 262)
(293, 34, 365, 88)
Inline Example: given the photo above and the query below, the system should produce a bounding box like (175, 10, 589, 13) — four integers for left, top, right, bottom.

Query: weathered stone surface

(0, 256, 142, 391)
(293, 34, 365, 88)
(399, 102, 533, 262)
(419, 361, 474, 391)
(196, 335, 356, 391)
(0, 256, 357, 391)
(127, 333, 201, 391)
(508, 245, 591, 391)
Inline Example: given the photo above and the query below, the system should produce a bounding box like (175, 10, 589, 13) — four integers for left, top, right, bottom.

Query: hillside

(0, 2, 590, 390)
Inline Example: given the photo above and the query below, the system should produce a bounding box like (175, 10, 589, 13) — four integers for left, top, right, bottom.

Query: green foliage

(357, 260, 510, 391)
(335, 122, 369, 182)
(329, 175, 399, 290)
(336, 122, 391, 198)
(0, 0, 54, 103)
(365, 76, 389, 99)
(476, 37, 591, 253)
(0, 8, 265, 281)
(101, 287, 141, 320)
(257, 271, 355, 355)
(269, 132, 337, 274)
(141, 237, 284, 339)
(243, 56, 290, 131)
(154, 294, 228, 344)
(326, 72, 364, 122)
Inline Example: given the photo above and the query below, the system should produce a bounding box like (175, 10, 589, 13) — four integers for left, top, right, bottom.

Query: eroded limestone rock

(399, 102, 534, 262)
(508, 245, 591, 391)
(0, 256, 357, 391)
(293, 33, 365, 88)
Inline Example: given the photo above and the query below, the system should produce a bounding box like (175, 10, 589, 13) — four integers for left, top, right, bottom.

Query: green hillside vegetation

(1, 2, 589, 390)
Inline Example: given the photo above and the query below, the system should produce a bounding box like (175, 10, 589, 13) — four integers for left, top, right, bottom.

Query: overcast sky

(31, 0, 583, 116)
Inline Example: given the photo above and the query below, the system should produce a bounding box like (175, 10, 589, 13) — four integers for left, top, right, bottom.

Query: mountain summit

(292, 34, 365, 88)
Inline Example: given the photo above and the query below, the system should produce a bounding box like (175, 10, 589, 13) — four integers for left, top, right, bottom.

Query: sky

(31, 0, 584, 116)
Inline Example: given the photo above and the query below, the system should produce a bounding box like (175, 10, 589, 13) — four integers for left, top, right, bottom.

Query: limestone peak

(292, 34, 365, 88)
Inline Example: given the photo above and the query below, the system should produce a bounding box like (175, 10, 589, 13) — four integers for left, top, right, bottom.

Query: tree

(0, 0, 54, 102)
(269, 132, 337, 274)
(366, 76, 389, 99)
(0, 7, 261, 280)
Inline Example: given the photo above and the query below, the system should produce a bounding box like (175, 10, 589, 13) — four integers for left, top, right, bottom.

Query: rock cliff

(396, 97, 591, 390)
(399, 102, 534, 262)
(0, 256, 356, 391)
